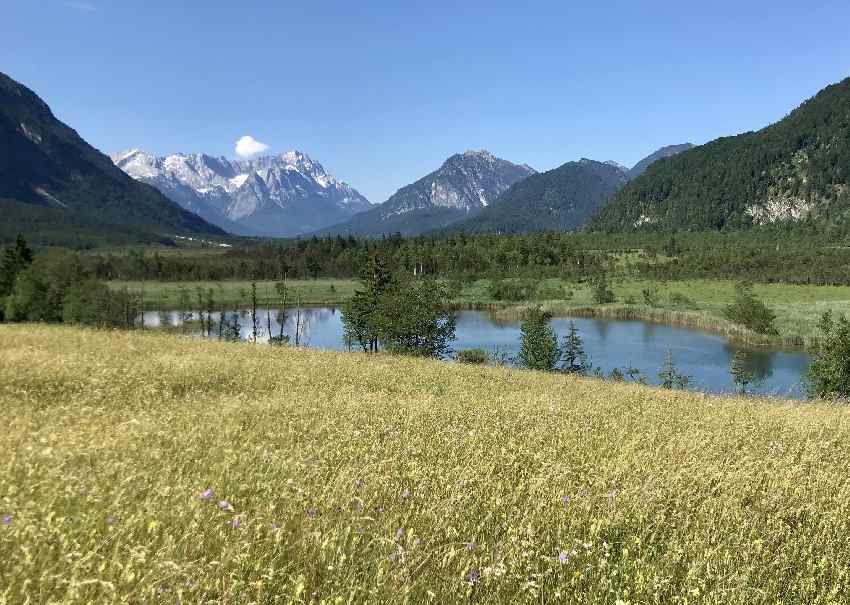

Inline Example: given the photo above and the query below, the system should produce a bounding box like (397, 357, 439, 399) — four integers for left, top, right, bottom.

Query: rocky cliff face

(112, 149, 372, 237)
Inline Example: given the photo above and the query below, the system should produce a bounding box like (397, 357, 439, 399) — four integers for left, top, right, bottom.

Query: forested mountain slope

(590, 78, 850, 232)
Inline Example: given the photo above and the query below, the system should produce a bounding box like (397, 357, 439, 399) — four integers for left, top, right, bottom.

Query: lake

(144, 307, 811, 399)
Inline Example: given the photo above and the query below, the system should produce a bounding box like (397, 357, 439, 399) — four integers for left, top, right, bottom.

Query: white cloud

(235, 135, 270, 158)
(65, 1, 96, 11)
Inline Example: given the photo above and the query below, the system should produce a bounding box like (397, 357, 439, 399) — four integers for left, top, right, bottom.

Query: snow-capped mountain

(314, 150, 536, 236)
(111, 149, 372, 237)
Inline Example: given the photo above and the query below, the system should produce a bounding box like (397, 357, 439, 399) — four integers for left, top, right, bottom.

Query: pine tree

(518, 306, 560, 372)
(561, 322, 590, 374)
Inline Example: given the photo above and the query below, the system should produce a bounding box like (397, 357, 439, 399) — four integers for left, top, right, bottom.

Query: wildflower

(561, 495, 571, 506)
(184, 579, 193, 588)
(230, 518, 241, 528)
(466, 542, 476, 551)
(355, 479, 365, 488)
(2, 514, 12, 525)
(606, 490, 617, 499)
(270, 522, 280, 530)
(466, 569, 480, 585)
(414, 538, 422, 547)
(558, 551, 569, 564)
(106, 515, 117, 525)
(388, 551, 398, 562)
(307, 508, 318, 519)
(374, 506, 384, 514)
(402, 488, 412, 499)
(200, 488, 213, 501)
(352, 500, 364, 513)
(218, 500, 231, 511)
(395, 527, 404, 541)
(356, 527, 364, 534)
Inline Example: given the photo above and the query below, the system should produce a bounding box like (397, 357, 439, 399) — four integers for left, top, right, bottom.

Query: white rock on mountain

(111, 149, 372, 237)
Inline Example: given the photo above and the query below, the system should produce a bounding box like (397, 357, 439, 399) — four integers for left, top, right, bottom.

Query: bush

(668, 292, 696, 309)
(489, 279, 537, 302)
(536, 282, 572, 301)
(806, 311, 850, 399)
(62, 280, 140, 328)
(590, 274, 615, 304)
(723, 281, 778, 335)
(457, 348, 489, 364)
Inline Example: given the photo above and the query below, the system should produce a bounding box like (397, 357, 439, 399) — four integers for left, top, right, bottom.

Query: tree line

(55, 228, 850, 286)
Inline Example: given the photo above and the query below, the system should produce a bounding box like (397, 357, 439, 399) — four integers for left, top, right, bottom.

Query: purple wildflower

(230, 518, 241, 528)
(466, 569, 480, 585)
(200, 488, 214, 500)
(2, 514, 12, 525)
(402, 488, 411, 499)
(561, 495, 571, 506)
(606, 490, 617, 499)
(356, 527, 364, 534)
(270, 522, 280, 530)
(466, 542, 476, 551)
(218, 500, 231, 511)
(559, 550, 569, 564)
(414, 538, 422, 547)
(307, 508, 318, 519)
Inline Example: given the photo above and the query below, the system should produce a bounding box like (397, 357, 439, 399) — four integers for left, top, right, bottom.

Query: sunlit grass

(2, 325, 850, 602)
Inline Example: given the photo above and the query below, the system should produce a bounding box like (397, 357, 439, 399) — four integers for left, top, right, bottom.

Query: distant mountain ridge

(450, 145, 693, 234)
(0, 72, 223, 245)
(314, 150, 536, 236)
(628, 143, 694, 178)
(112, 149, 372, 237)
(590, 77, 850, 232)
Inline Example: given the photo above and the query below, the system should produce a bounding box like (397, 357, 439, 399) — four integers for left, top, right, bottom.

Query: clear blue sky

(3, 0, 850, 202)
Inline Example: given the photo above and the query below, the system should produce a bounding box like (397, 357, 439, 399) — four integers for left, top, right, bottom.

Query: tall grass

(2, 326, 849, 602)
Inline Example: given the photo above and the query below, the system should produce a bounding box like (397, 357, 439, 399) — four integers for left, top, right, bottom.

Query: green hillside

(590, 77, 850, 232)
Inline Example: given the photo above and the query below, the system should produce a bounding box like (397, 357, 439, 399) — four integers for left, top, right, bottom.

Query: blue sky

(3, 1, 850, 202)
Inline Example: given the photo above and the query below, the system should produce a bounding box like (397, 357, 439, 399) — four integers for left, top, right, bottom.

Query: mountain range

(590, 78, 850, 231)
(0, 72, 223, 245)
(5, 69, 850, 245)
(312, 150, 536, 237)
(112, 149, 372, 237)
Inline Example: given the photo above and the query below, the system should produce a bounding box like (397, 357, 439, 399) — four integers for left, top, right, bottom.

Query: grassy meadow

(2, 325, 850, 602)
(116, 277, 850, 346)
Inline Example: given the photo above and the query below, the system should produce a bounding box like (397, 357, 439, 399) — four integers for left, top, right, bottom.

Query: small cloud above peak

(235, 135, 270, 159)
(65, 1, 96, 12)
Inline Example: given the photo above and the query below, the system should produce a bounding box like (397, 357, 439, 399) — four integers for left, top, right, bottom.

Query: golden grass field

(2, 325, 850, 603)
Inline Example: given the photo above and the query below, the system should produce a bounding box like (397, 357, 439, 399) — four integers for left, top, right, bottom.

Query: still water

(145, 307, 811, 399)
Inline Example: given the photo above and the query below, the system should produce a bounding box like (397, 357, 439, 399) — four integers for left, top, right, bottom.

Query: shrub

(668, 292, 696, 308)
(457, 348, 489, 364)
(62, 280, 140, 328)
(723, 281, 778, 335)
(590, 274, 615, 304)
(806, 311, 850, 400)
(489, 279, 538, 302)
(536, 282, 571, 301)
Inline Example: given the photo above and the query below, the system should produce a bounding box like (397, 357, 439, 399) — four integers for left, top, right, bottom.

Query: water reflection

(144, 307, 811, 399)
